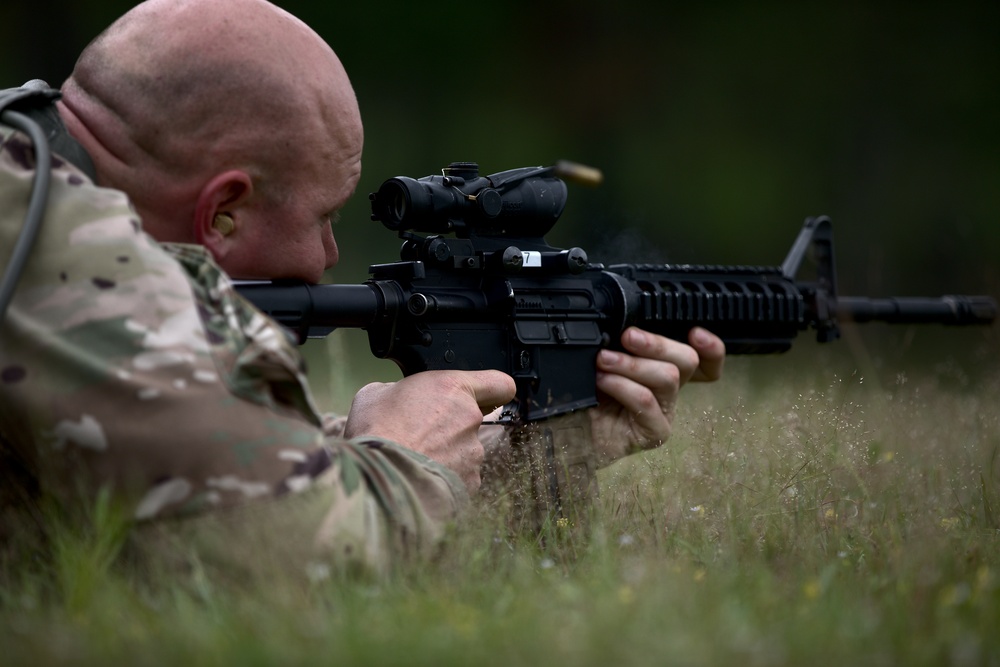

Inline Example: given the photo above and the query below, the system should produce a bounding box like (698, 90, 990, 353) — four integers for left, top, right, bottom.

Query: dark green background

(3, 1, 998, 375)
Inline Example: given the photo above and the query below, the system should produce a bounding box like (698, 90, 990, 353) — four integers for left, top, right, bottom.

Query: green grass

(2, 343, 999, 666)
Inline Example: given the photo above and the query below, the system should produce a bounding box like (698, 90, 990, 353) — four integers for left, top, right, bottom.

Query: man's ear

(193, 170, 254, 260)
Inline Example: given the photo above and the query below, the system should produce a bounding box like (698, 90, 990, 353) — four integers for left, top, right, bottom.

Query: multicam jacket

(0, 114, 468, 572)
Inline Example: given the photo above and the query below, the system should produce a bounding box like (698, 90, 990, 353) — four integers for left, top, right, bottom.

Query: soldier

(0, 0, 724, 573)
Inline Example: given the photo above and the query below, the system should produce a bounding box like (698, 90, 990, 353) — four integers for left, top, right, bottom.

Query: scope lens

(389, 183, 407, 223)
(372, 179, 412, 230)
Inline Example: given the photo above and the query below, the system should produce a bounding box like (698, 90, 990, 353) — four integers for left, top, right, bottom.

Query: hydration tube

(0, 107, 51, 319)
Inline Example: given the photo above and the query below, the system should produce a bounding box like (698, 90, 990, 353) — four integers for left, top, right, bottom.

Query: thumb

(462, 370, 517, 413)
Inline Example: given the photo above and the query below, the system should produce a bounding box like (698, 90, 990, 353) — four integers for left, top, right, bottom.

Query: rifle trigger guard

(481, 400, 521, 426)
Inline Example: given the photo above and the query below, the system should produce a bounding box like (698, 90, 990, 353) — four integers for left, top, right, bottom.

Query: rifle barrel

(835, 295, 997, 325)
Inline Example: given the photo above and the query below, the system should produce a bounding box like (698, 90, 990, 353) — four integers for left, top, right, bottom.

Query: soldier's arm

(0, 129, 466, 572)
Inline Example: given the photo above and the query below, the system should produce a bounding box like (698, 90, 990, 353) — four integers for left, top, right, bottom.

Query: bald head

(57, 0, 363, 280)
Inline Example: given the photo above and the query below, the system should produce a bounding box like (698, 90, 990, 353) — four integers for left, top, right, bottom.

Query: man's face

(219, 119, 363, 284)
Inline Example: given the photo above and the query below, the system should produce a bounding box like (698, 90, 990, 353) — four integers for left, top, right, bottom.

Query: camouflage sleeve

(0, 124, 467, 571)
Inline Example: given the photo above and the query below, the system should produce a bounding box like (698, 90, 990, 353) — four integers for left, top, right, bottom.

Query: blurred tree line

(2, 0, 997, 378)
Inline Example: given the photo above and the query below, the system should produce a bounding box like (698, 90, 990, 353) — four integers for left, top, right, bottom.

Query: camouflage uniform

(0, 115, 468, 573)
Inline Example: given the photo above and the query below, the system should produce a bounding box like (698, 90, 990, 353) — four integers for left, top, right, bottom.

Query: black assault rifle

(235, 161, 996, 529)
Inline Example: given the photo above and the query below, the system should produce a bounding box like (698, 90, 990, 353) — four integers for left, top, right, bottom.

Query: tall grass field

(2, 332, 998, 666)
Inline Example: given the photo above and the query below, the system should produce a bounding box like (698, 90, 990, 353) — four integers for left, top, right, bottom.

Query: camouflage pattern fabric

(0, 121, 468, 572)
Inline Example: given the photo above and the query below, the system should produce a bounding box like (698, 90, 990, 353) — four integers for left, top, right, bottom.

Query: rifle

(235, 161, 996, 530)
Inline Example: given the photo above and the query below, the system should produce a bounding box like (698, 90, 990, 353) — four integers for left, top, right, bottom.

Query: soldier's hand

(344, 370, 516, 493)
(589, 326, 725, 467)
